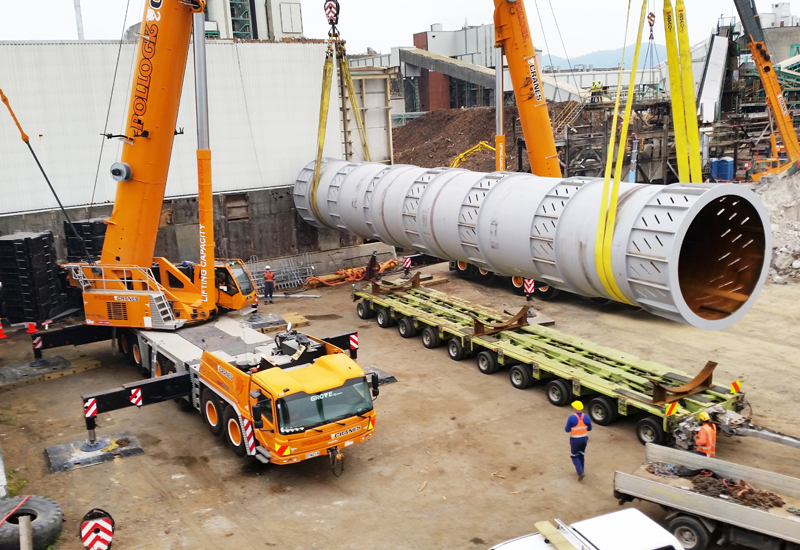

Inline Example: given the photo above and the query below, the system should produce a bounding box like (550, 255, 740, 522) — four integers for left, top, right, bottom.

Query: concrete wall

(0, 186, 358, 265)
(763, 26, 800, 61)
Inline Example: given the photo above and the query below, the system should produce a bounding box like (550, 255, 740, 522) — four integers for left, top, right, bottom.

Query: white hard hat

(265, 265, 271, 270)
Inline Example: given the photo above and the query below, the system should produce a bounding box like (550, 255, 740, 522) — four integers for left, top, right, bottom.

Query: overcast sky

(0, 0, 798, 58)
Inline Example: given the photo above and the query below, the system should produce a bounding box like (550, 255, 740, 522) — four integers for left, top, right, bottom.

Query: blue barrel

(719, 157, 734, 180)
(710, 158, 720, 180)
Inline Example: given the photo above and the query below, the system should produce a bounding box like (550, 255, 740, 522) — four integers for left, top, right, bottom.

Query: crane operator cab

(170, 259, 257, 311)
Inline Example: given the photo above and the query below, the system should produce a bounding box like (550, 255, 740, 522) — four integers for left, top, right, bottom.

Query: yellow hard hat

(572, 401, 584, 411)
(698, 411, 710, 422)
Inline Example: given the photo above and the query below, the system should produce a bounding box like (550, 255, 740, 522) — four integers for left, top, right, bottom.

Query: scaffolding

(229, 0, 254, 40)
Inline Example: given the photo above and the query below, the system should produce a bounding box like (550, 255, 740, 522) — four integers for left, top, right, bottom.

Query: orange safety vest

(265, 271, 275, 282)
(696, 423, 717, 457)
(570, 413, 588, 438)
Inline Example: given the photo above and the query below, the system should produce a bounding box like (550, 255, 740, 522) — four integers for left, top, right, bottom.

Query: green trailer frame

(353, 281, 744, 446)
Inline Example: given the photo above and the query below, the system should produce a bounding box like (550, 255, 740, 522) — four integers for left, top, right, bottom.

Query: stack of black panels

(65, 219, 107, 262)
(0, 231, 67, 323)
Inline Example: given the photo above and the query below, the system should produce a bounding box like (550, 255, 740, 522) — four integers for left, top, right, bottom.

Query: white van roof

(570, 508, 681, 550)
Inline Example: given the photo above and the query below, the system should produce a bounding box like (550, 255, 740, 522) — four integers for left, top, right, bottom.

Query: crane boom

(493, 0, 562, 178)
(733, 0, 800, 179)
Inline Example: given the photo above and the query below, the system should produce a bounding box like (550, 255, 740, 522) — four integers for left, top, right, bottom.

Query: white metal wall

(0, 40, 343, 215)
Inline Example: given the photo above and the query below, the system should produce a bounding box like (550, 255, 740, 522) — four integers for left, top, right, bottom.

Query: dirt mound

(393, 107, 523, 172)
(754, 173, 800, 282)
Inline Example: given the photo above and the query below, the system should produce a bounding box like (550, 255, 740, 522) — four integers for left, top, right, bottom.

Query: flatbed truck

(353, 278, 799, 452)
(615, 444, 800, 550)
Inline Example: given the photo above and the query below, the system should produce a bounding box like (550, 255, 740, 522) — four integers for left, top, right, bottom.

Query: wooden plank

(256, 312, 310, 334)
(533, 521, 577, 550)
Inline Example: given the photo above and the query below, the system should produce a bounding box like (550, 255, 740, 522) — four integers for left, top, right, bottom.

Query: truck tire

(534, 284, 560, 301)
(376, 308, 395, 328)
(397, 318, 417, 338)
(636, 416, 665, 446)
(509, 276, 525, 295)
(447, 339, 467, 361)
(476, 350, 499, 374)
(587, 396, 618, 426)
(476, 268, 494, 283)
(454, 261, 477, 279)
(509, 364, 534, 389)
(0, 495, 63, 550)
(545, 379, 571, 407)
(223, 406, 248, 458)
(421, 327, 441, 349)
(667, 515, 710, 550)
(202, 390, 224, 438)
(356, 300, 374, 319)
(131, 338, 144, 370)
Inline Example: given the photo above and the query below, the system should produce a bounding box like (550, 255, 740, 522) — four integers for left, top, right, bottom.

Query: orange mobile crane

(4, 0, 377, 474)
(734, 0, 800, 180)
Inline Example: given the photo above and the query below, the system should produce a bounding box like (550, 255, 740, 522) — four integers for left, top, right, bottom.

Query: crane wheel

(202, 390, 224, 437)
(224, 406, 248, 458)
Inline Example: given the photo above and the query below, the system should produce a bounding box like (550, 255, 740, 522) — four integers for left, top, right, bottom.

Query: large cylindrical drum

(294, 159, 772, 331)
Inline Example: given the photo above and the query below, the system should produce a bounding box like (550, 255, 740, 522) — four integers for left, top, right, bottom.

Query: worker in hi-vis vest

(696, 411, 717, 457)
(565, 400, 592, 481)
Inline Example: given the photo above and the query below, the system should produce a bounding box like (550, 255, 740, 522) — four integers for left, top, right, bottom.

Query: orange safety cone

(0, 324, 6, 339)
(26, 322, 38, 334)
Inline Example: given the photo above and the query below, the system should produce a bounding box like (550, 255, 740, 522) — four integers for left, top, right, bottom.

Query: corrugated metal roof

(0, 41, 343, 215)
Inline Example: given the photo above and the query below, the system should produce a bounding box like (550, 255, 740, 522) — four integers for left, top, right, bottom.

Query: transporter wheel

(509, 276, 525, 296)
(421, 327, 441, 349)
(131, 339, 143, 369)
(397, 318, 417, 338)
(476, 350, 499, 375)
(356, 300, 374, 319)
(376, 308, 395, 328)
(509, 364, 534, 389)
(534, 284, 560, 301)
(545, 379, 572, 407)
(202, 389, 224, 438)
(223, 406, 248, 458)
(0, 495, 63, 550)
(447, 339, 467, 361)
(455, 261, 478, 279)
(587, 396, 618, 426)
(667, 515, 710, 550)
(476, 268, 494, 283)
(118, 331, 131, 356)
(636, 416, 665, 446)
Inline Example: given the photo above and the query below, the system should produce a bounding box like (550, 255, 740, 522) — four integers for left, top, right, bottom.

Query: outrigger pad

(243, 312, 286, 330)
(45, 431, 144, 474)
(362, 365, 397, 386)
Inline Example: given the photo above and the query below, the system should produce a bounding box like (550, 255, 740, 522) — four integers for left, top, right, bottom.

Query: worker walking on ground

(565, 400, 592, 481)
(365, 250, 379, 281)
(696, 412, 717, 457)
(263, 266, 275, 304)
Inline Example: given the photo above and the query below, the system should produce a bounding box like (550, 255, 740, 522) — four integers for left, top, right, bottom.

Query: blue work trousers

(570, 436, 588, 474)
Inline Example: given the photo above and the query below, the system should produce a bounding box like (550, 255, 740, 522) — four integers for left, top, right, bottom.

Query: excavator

(733, 0, 800, 180)
(61, 0, 257, 330)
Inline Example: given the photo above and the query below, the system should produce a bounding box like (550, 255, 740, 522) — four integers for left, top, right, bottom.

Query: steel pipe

(294, 159, 772, 330)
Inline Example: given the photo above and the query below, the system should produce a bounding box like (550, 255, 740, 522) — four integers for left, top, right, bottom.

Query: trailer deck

(353, 280, 744, 442)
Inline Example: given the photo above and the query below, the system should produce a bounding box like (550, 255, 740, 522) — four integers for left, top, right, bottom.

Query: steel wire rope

(545, 0, 582, 93)
(531, 0, 562, 102)
(88, 0, 136, 219)
(233, 40, 266, 189)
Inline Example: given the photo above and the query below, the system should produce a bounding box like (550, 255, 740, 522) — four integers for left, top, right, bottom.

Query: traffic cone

(0, 324, 6, 339)
(26, 322, 37, 334)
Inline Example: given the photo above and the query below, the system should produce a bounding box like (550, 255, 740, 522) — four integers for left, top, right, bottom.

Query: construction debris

(691, 474, 786, 509)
